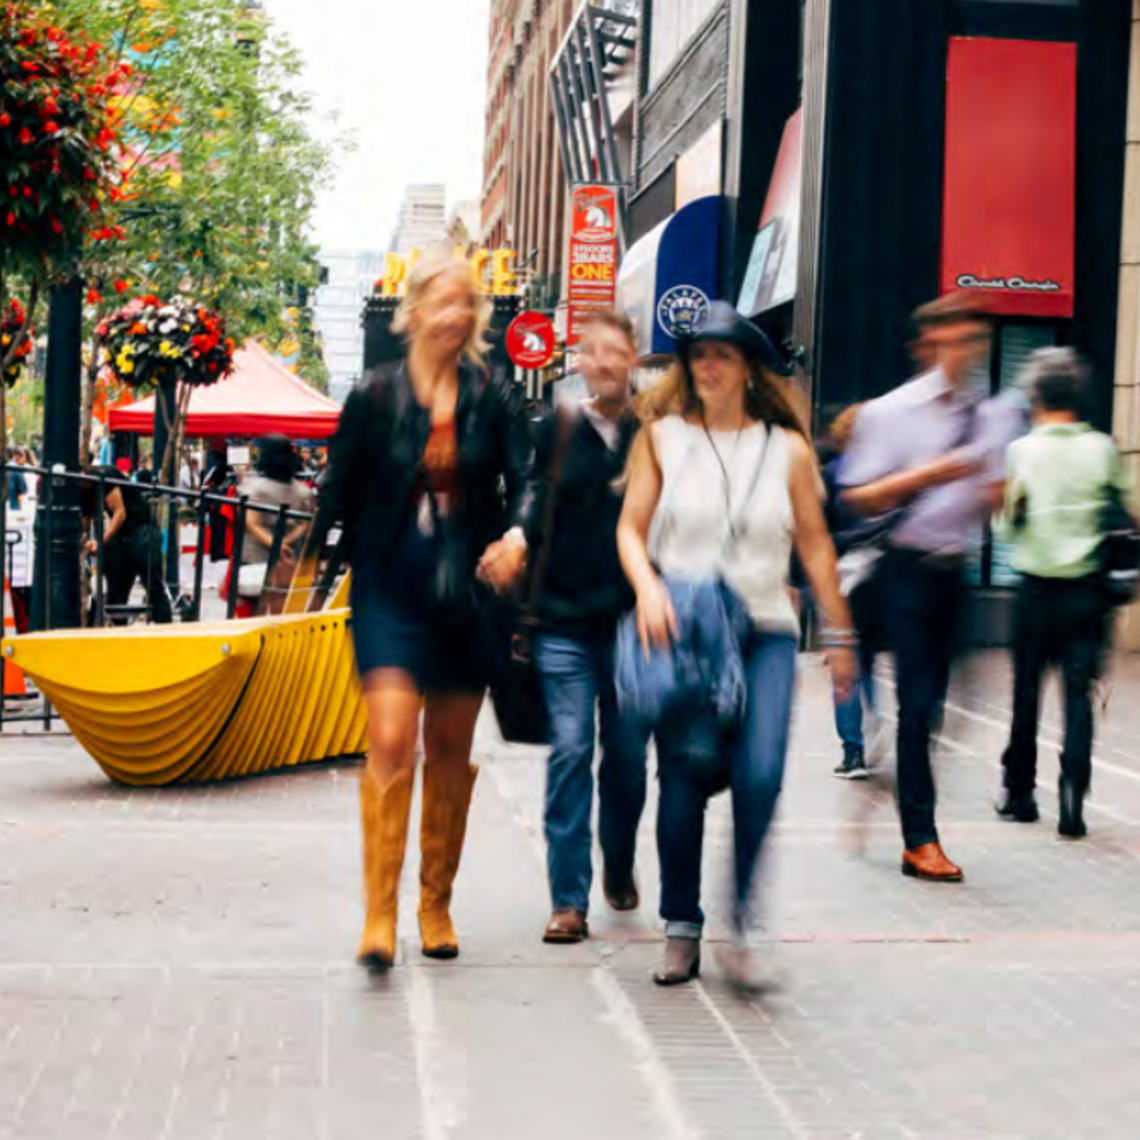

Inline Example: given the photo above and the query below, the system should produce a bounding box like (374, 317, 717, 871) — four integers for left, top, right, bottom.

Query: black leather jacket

(318, 362, 534, 576)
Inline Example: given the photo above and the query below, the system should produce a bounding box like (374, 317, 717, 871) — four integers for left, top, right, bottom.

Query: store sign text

(378, 248, 518, 297)
(956, 274, 1062, 294)
(571, 244, 616, 282)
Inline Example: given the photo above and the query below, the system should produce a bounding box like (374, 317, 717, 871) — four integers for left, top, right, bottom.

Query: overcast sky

(263, 0, 492, 253)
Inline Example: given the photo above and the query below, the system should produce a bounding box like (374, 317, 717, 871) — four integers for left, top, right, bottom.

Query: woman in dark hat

(617, 301, 856, 989)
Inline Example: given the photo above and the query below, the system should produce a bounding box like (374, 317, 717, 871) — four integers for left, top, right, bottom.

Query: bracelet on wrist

(821, 628, 858, 648)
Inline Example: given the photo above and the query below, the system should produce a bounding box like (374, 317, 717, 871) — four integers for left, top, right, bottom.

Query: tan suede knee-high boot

(418, 763, 478, 959)
(358, 766, 415, 972)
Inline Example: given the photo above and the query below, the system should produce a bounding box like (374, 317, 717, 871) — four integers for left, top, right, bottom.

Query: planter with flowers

(98, 295, 235, 481)
(1, 2, 125, 497)
(1, 299, 34, 388)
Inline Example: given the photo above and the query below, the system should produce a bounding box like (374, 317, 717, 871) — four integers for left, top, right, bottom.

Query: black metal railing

(1, 460, 344, 729)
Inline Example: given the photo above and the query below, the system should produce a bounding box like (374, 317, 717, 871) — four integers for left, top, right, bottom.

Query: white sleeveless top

(650, 416, 798, 634)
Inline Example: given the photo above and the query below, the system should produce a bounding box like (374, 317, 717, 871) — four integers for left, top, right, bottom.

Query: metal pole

(559, 55, 592, 182)
(227, 496, 248, 621)
(550, 70, 583, 184)
(32, 277, 84, 633)
(94, 469, 105, 627)
(584, 14, 624, 186)
(191, 488, 207, 621)
(575, 21, 610, 183)
(152, 375, 179, 597)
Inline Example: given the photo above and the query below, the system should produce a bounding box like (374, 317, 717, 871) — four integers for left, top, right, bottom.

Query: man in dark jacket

(526, 310, 647, 944)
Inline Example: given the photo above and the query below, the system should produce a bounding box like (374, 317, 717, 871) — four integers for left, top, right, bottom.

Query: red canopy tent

(107, 341, 343, 440)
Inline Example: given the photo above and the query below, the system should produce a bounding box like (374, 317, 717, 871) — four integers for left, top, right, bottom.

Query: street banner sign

(942, 38, 1076, 318)
(506, 311, 556, 369)
(567, 184, 620, 347)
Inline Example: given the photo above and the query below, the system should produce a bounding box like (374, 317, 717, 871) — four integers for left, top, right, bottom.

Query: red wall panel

(942, 37, 1077, 319)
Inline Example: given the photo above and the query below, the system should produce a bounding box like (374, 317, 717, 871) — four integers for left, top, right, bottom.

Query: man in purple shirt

(841, 293, 1008, 882)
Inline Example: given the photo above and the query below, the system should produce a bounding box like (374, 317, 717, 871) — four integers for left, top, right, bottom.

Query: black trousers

(1002, 575, 1107, 799)
(104, 528, 173, 624)
(886, 550, 965, 850)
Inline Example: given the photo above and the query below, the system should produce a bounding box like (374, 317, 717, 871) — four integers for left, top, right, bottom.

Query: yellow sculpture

(1, 575, 367, 787)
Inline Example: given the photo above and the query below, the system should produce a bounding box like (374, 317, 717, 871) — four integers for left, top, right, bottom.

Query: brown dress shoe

(603, 866, 640, 913)
(543, 909, 588, 944)
(901, 842, 964, 882)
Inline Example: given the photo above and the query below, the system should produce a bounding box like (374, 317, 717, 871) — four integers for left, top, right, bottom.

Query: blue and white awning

(617, 195, 721, 357)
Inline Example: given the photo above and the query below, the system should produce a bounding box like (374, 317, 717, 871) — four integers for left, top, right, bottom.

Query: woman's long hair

(256, 434, 298, 485)
(391, 248, 493, 369)
(628, 350, 807, 477)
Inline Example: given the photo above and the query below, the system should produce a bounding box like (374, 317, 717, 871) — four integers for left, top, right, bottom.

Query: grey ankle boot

(653, 936, 701, 986)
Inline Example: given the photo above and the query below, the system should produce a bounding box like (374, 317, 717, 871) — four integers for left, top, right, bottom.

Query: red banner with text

(942, 37, 1077, 319)
(567, 184, 620, 347)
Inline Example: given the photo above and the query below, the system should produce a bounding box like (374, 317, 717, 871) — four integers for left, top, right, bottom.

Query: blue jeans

(535, 632, 649, 914)
(833, 647, 877, 757)
(656, 631, 797, 940)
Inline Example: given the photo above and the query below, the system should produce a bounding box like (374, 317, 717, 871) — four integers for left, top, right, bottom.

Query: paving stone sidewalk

(3, 652, 1140, 1140)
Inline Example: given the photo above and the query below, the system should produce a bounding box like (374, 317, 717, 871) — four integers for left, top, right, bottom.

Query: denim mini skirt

(349, 566, 487, 695)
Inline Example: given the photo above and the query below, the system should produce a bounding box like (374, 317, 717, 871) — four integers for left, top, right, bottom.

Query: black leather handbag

(489, 410, 576, 745)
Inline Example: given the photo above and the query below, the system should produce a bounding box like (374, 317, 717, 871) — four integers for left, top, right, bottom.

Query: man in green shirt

(995, 348, 1127, 839)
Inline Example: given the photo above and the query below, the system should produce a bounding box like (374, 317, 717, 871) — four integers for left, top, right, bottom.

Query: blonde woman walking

(322, 251, 532, 971)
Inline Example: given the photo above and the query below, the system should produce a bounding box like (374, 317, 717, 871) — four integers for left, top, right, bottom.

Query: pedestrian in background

(6, 448, 27, 510)
(618, 302, 856, 990)
(82, 465, 172, 625)
(995, 348, 1127, 839)
(841, 293, 1010, 883)
(237, 435, 313, 615)
(818, 404, 884, 780)
(320, 251, 532, 972)
(526, 309, 647, 946)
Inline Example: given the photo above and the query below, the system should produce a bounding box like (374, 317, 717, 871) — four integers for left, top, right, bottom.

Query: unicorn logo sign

(506, 311, 557, 370)
(572, 186, 619, 244)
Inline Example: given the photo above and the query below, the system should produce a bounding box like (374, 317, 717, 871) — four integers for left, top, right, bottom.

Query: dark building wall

(808, 0, 1130, 431)
(811, 0, 948, 420)
(724, 0, 802, 298)
(637, 7, 728, 192)
(629, 0, 802, 299)
(630, 1, 729, 241)
(1073, 0, 1132, 430)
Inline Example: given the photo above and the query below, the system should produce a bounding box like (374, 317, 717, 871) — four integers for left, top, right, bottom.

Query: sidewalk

(2, 652, 1139, 1139)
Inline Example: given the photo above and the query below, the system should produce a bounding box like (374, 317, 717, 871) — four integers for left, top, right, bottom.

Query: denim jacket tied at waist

(615, 578, 752, 761)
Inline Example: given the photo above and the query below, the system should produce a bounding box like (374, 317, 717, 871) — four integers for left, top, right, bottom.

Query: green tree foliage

(65, 0, 334, 350)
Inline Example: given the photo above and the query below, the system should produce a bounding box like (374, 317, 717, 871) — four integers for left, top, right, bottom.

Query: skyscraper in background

(390, 184, 448, 254)
(313, 249, 384, 404)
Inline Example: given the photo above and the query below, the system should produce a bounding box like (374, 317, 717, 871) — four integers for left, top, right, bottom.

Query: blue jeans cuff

(664, 921, 703, 941)
(553, 897, 589, 914)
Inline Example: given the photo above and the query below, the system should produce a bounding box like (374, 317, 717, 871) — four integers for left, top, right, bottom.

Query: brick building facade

(482, 0, 578, 305)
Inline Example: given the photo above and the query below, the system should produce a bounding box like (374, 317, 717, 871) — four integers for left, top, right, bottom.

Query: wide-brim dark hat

(676, 300, 793, 377)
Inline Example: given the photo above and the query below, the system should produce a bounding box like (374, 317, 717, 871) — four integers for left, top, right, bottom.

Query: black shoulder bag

(489, 409, 576, 745)
(1099, 481, 1140, 608)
